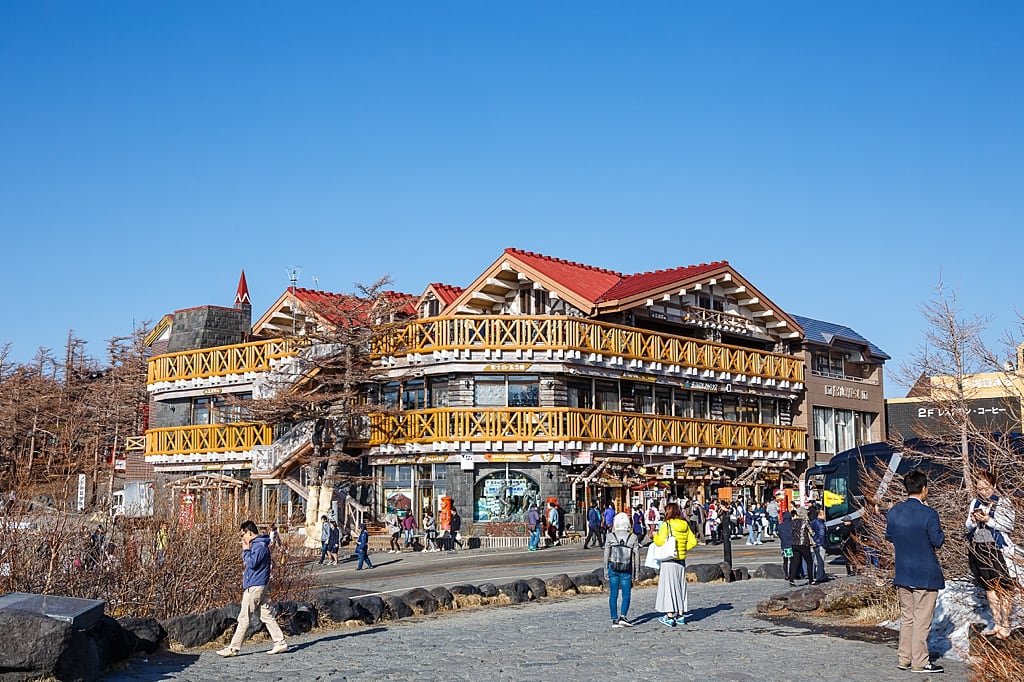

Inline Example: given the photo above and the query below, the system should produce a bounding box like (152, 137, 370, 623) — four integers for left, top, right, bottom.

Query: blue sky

(1, 2, 1021, 396)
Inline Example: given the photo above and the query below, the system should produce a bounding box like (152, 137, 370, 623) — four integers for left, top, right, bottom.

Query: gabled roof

(505, 248, 623, 306)
(597, 261, 729, 303)
(427, 283, 464, 306)
(252, 287, 415, 335)
(791, 314, 889, 360)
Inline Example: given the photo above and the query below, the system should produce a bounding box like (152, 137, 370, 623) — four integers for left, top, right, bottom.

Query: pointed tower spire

(235, 270, 251, 306)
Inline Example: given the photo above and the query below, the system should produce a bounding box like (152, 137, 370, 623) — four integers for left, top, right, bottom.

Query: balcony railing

(370, 407, 806, 454)
(148, 338, 296, 385)
(145, 423, 275, 457)
(376, 316, 803, 383)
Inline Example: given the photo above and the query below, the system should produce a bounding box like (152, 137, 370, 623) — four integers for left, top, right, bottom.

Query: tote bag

(651, 522, 678, 561)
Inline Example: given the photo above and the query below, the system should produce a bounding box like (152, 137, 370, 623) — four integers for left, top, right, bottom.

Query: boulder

(822, 576, 886, 612)
(589, 568, 608, 587)
(90, 615, 132, 665)
(636, 566, 658, 582)
(382, 595, 413, 620)
(786, 587, 826, 612)
(429, 587, 454, 610)
(318, 596, 358, 624)
(686, 563, 724, 583)
(572, 572, 602, 589)
(498, 581, 532, 604)
(756, 598, 789, 613)
(118, 617, 165, 655)
(403, 588, 440, 615)
(545, 574, 577, 594)
(731, 566, 751, 582)
(163, 604, 237, 648)
(274, 601, 317, 635)
(753, 563, 787, 580)
(0, 608, 101, 682)
(477, 583, 499, 598)
(448, 584, 482, 597)
(719, 562, 735, 582)
(524, 577, 547, 599)
(353, 596, 385, 624)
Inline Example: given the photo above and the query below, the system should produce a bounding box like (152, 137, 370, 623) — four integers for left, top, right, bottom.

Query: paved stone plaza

(103, 578, 967, 681)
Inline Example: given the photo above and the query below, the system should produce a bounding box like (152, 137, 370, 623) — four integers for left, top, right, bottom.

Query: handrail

(370, 407, 806, 454)
(375, 316, 804, 382)
(148, 338, 296, 385)
(145, 423, 275, 456)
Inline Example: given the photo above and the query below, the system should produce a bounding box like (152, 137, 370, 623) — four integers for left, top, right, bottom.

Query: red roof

(598, 261, 729, 303)
(505, 248, 623, 305)
(292, 288, 415, 326)
(429, 283, 464, 306)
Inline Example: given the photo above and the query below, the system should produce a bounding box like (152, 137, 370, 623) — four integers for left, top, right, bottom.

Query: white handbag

(651, 523, 678, 561)
(644, 546, 661, 569)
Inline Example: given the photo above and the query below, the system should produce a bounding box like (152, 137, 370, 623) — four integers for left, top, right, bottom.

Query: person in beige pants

(218, 520, 288, 657)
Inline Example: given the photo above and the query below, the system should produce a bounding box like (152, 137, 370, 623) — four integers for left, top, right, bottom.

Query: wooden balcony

(147, 338, 296, 385)
(376, 316, 803, 383)
(370, 408, 806, 455)
(145, 423, 275, 457)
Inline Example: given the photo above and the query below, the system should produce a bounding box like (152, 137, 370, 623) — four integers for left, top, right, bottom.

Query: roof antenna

(286, 266, 302, 335)
(313, 275, 319, 288)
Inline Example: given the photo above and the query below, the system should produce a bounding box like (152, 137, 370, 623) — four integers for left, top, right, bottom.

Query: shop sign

(685, 468, 708, 477)
(484, 476, 531, 496)
(482, 363, 532, 372)
(685, 380, 731, 393)
(621, 373, 657, 383)
(684, 460, 704, 468)
(659, 464, 675, 478)
(824, 385, 869, 400)
(460, 453, 475, 471)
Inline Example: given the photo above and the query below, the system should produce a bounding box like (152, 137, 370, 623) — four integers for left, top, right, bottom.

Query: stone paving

(103, 578, 968, 681)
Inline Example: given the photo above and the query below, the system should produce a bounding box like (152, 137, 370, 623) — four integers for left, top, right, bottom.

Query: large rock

(118, 617, 165, 655)
(572, 572, 602, 589)
(718, 562, 735, 582)
(429, 587, 454, 610)
(498, 581, 531, 604)
(477, 583, 499, 598)
(353, 596, 385, 624)
(448, 584, 482, 597)
(163, 604, 237, 648)
(822, 576, 886, 612)
(686, 563, 724, 583)
(753, 563, 787, 579)
(589, 568, 608, 587)
(274, 601, 317, 635)
(524, 577, 547, 599)
(318, 596, 358, 624)
(382, 595, 413, 620)
(0, 608, 101, 682)
(731, 566, 751, 582)
(403, 588, 439, 615)
(636, 566, 658, 582)
(545, 574, 577, 594)
(786, 587, 826, 612)
(91, 615, 132, 666)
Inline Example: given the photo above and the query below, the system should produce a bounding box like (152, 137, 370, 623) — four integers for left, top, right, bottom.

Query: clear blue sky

(2, 2, 1021, 396)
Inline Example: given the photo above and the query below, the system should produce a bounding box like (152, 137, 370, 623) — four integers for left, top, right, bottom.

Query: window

(594, 381, 619, 411)
(655, 387, 673, 416)
(382, 382, 400, 408)
(402, 379, 427, 411)
(721, 396, 739, 422)
(738, 398, 760, 423)
(813, 406, 835, 454)
(429, 377, 449, 408)
(760, 398, 778, 425)
(855, 412, 874, 443)
(567, 380, 593, 409)
(835, 409, 855, 453)
(674, 390, 692, 418)
(473, 375, 539, 407)
(192, 398, 211, 425)
(692, 393, 708, 419)
(421, 296, 440, 318)
(518, 286, 549, 314)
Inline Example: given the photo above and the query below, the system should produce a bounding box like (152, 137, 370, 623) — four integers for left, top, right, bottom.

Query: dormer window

(421, 296, 440, 318)
(518, 287, 549, 314)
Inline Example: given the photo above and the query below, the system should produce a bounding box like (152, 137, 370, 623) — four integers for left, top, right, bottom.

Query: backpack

(608, 535, 633, 573)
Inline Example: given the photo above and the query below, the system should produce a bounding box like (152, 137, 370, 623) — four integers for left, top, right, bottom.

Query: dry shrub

(576, 585, 603, 594)
(452, 594, 484, 609)
(0, 498, 311, 620)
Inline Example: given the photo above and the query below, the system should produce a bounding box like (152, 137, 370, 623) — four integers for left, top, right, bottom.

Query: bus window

(823, 475, 849, 520)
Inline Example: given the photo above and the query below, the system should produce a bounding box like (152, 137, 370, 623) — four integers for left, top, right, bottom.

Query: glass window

(192, 397, 211, 425)
(722, 396, 739, 422)
(855, 411, 874, 444)
(655, 387, 673, 416)
(673, 390, 691, 418)
(429, 378, 449, 408)
(738, 398, 760, 423)
(473, 470, 541, 522)
(760, 398, 778, 425)
(835, 409, 855, 453)
(813, 407, 835, 454)
(474, 376, 506, 406)
(402, 379, 426, 411)
(567, 380, 592, 409)
(692, 392, 708, 419)
(508, 375, 539, 407)
(594, 381, 619, 411)
(382, 382, 400, 408)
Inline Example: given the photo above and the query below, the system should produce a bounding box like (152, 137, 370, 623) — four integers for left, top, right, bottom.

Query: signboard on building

(887, 396, 1020, 440)
(659, 464, 675, 478)
(77, 474, 86, 511)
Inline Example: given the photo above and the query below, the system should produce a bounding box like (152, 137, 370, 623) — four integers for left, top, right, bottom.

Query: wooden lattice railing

(147, 338, 296, 384)
(144, 423, 275, 456)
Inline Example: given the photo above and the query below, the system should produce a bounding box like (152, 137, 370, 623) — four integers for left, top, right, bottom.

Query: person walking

(402, 512, 418, 550)
(217, 520, 289, 657)
(603, 503, 616, 545)
(317, 515, 331, 564)
(385, 512, 401, 553)
(526, 504, 542, 551)
(966, 469, 1016, 640)
(631, 506, 646, 544)
(354, 522, 373, 570)
(766, 498, 780, 538)
(422, 510, 439, 552)
(584, 503, 603, 549)
(651, 502, 698, 628)
(326, 520, 340, 565)
(546, 502, 560, 547)
(449, 508, 464, 550)
(778, 510, 794, 579)
(809, 506, 828, 583)
(604, 511, 639, 628)
(885, 469, 945, 674)
(788, 506, 814, 586)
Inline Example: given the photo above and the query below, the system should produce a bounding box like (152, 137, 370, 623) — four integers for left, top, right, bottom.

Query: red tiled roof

(292, 288, 416, 325)
(597, 261, 729, 303)
(505, 248, 623, 305)
(429, 283, 464, 306)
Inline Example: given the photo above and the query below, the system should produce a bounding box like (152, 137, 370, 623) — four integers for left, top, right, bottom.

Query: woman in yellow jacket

(651, 502, 698, 627)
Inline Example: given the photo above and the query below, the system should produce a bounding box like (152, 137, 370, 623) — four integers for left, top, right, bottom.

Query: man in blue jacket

(884, 469, 945, 674)
(218, 520, 289, 657)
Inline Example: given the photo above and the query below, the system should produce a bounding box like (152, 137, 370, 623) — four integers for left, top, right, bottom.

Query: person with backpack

(584, 503, 603, 549)
(604, 511, 639, 628)
(631, 507, 646, 543)
(651, 502, 698, 627)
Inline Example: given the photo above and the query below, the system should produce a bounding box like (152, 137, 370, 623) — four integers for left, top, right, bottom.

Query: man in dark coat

(885, 469, 945, 674)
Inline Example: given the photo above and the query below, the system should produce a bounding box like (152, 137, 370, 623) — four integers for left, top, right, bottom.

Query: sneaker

(911, 664, 944, 674)
(611, 620, 621, 628)
(216, 647, 238, 657)
(658, 615, 676, 628)
(897, 662, 911, 671)
(617, 617, 634, 628)
(267, 642, 289, 655)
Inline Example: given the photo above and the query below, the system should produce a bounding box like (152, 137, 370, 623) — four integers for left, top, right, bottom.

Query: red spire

(235, 270, 251, 305)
